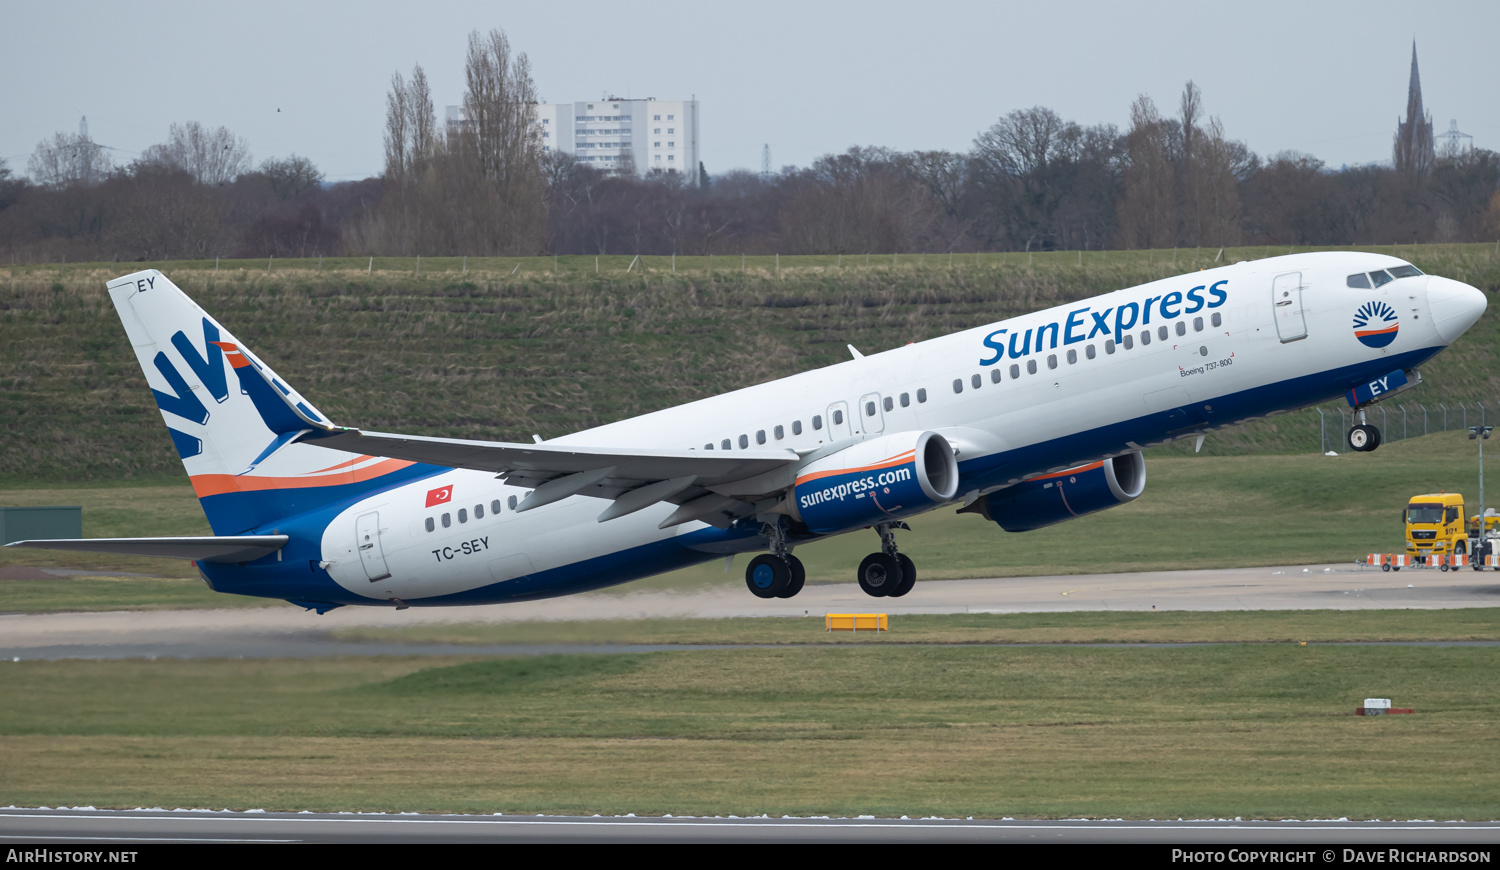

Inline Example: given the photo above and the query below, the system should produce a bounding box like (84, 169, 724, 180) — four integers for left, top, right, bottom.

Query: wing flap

(5, 535, 290, 564)
(306, 430, 797, 488)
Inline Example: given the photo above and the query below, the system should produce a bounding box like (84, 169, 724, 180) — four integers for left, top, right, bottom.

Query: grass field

(2, 244, 1496, 484)
(2, 641, 1496, 818)
(2, 430, 1492, 611)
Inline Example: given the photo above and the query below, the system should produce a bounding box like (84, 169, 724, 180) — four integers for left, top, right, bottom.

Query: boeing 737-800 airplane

(9, 254, 1487, 611)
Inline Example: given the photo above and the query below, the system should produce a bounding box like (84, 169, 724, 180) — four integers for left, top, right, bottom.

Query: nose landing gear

(1347, 409, 1383, 452)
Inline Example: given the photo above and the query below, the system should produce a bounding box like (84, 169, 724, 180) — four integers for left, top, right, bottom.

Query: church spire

(1394, 40, 1434, 179)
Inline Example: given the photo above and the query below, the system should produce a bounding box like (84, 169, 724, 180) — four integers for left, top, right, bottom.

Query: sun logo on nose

(1352, 301, 1399, 348)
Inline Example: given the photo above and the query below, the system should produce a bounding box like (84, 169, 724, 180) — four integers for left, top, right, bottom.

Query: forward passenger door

(1273, 272, 1307, 343)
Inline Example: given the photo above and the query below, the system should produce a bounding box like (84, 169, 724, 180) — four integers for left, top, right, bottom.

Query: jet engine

(969, 451, 1145, 532)
(788, 431, 959, 534)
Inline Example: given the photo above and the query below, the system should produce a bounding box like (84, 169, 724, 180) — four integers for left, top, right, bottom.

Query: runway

(0, 562, 1495, 661)
(3, 808, 1498, 844)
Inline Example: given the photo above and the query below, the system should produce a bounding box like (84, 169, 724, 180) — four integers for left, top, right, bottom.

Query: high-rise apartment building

(536, 97, 700, 181)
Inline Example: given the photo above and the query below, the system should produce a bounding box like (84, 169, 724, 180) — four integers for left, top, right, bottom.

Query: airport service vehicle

(8, 254, 1488, 611)
(1403, 492, 1468, 564)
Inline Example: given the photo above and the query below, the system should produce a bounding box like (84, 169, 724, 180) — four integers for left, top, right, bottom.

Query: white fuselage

(315, 252, 1464, 604)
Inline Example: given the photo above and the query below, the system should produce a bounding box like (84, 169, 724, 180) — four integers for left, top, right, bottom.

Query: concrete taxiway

(0, 562, 1493, 659)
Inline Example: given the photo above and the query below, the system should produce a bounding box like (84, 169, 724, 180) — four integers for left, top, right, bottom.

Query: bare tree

(28, 130, 113, 188)
(1116, 95, 1176, 248)
(138, 122, 251, 186)
(451, 28, 547, 255)
(260, 155, 324, 200)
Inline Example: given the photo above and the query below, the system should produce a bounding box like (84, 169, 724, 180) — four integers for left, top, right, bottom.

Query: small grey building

(0, 507, 83, 545)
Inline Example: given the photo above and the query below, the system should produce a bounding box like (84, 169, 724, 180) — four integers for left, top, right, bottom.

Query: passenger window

(813, 415, 823, 429)
(705, 443, 714, 450)
(458, 508, 468, 523)
(442, 512, 452, 528)
(1106, 339, 1116, 354)
(1141, 330, 1151, 346)
(739, 434, 749, 449)
(774, 425, 784, 440)
(833, 409, 844, 425)
(492, 499, 502, 515)
(1389, 265, 1422, 278)
(990, 368, 1001, 383)
(793, 420, 803, 435)
(1370, 270, 1394, 287)
(1211, 312, 1222, 328)
(756, 430, 766, 445)
(899, 393, 910, 407)
(1026, 359, 1038, 374)
(1047, 354, 1058, 369)
(425, 517, 435, 533)
(1009, 364, 1020, 378)
(475, 503, 484, 519)
(953, 379, 963, 394)
(883, 396, 893, 412)
(507, 495, 517, 510)
(1067, 349, 1077, 364)
(1347, 273, 1372, 289)
(1123, 334, 1134, 350)
(1085, 345, 1096, 360)
(865, 402, 876, 416)
(1193, 316, 1203, 332)
(722, 439, 731, 449)
(1158, 325, 1169, 340)
(971, 374, 982, 389)
(917, 389, 927, 403)
(1175, 322, 1186, 336)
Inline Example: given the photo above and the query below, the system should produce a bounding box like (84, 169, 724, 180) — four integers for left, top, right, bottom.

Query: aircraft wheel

(746, 554, 789, 599)
(888, 554, 917, 598)
(857, 552, 901, 597)
(1348, 424, 1380, 452)
(777, 555, 806, 598)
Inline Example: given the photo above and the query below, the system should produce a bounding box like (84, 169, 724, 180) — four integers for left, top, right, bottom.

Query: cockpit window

(1388, 265, 1423, 279)
(1346, 273, 1371, 289)
(1369, 270, 1394, 287)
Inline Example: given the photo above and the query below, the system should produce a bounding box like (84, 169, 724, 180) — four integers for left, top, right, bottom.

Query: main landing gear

(1347, 409, 1383, 453)
(744, 521, 806, 599)
(857, 523, 917, 598)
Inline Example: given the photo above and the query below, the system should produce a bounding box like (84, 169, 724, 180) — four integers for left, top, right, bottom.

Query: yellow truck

(1404, 493, 1469, 566)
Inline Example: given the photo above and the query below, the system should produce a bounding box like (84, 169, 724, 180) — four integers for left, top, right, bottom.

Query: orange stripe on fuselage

(190, 458, 416, 498)
(1354, 324, 1399, 338)
(794, 450, 917, 486)
(1031, 461, 1104, 482)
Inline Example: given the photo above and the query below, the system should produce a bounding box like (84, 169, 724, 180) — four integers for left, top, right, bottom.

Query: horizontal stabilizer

(5, 535, 290, 564)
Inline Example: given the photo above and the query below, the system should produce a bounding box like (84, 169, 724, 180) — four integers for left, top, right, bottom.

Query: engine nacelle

(971, 451, 1145, 532)
(789, 430, 959, 534)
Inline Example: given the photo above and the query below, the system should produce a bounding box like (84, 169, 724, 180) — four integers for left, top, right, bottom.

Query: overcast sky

(3, 0, 1496, 182)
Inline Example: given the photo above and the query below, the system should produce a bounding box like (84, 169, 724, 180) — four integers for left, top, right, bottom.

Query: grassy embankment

(1, 645, 1497, 818)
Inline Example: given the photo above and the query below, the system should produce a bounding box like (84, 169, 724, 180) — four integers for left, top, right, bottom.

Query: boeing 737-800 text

(9, 254, 1486, 610)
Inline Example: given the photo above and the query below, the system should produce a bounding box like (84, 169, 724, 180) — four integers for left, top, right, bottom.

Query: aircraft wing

(209, 336, 804, 528)
(5, 535, 290, 564)
(304, 429, 801, 528)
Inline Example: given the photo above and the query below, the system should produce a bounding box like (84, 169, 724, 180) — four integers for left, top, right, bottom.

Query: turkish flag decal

(425, 485, 453, 507)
